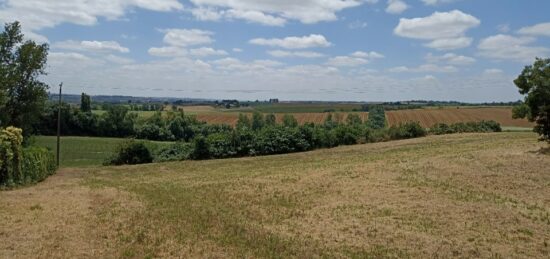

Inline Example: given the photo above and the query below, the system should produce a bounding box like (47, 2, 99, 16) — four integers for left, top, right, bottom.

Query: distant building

(269, 98, 279, 103)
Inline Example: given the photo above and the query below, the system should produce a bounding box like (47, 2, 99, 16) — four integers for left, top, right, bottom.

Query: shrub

(207, 133, 237, 158)
(366, 105, 386, 129)
(430, 123, 455, 135)
(430, 121, 502, 135)
(191, 136, 210, 160)
(1, 127, 57, 187)
(154, 142, 192, 162)
(388, 122, 427, 140)
(105, 140, 153, 165)
(21, 146, 56, 184)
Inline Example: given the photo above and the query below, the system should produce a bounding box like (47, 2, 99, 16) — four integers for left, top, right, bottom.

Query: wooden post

(56, 82, 62, 167)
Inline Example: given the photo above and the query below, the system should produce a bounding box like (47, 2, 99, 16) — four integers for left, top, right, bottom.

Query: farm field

(35, 136, 173, 167)
(194, 107, 531, 127)
(250, 102, 363, 113)
(2, 132, 549, 258)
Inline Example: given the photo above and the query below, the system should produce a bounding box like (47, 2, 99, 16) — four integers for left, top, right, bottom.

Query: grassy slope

(34, 136, 172, 167)
(4, 132, 545, 258)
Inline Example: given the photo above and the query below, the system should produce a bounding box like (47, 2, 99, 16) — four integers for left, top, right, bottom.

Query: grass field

(2, 132, 549, 258)
(34, 136, 173, 167)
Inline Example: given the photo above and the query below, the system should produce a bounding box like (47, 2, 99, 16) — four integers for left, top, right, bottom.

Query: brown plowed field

(195, 107, 531, 128)
(386, 107, 532, 128)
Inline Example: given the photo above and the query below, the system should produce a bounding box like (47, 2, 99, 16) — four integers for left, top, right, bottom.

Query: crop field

(250, 102, 363, 113)
(34, 136, 172, 167)
(194, 107, 531, 128)
(386, 107, 532, 128)
(2, 133, 549, 258)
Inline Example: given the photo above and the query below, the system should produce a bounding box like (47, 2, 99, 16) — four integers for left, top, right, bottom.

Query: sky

(1, 0, 549, 102)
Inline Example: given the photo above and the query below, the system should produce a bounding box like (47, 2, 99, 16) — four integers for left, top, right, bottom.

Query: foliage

(80, 93, 92, 113)
(0, 21, 49, 135)
(282, 114, 298, 128)
(154, 142, 192, 163)
(105, 140, 153, 165)
(387, 122, 427, 140)
(366, 105, 386, 129)
(513, 58, 550, 143)
(429, 121, 502, 135)
(191, 136, 210, 160)
(1, 127, 56, 187)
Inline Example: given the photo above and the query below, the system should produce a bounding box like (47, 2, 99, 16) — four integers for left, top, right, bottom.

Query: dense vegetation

(513, 58, 550, 143)
(0, 127, 56, 187)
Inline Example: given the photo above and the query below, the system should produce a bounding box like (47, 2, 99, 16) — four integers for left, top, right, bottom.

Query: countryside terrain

(1, 132, 549, 258)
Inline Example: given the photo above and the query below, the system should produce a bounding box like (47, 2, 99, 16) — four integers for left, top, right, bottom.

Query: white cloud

(425, 53, 476, 65)
(148, 46, 187, 57)
(249, 34, 332, 49)
(268, 50, 325, 58)
(161, 29, 214, 47)
(478, 34, 550, 62)
(0, 0, 183, 41)
(327, 56, 369, 67)
(189, 47, 228, 57)
(225, 9, 286, 26)
(188, 0, 367, 25)
(53, 40, 130, 53)
(518, 22, 550, 37)
(326, 51, 384, 67)
(394, 10, 480, 50)
(389, 64, 458, 73)
(351, 51, 385, 59)
(423, 37, 473, 50)
(191, 7, 224, 21)
(386, 0, 408, 14)
(421, 0, 458, 5)
(232, 48, 243, 53)
(497, 24, 510, 33)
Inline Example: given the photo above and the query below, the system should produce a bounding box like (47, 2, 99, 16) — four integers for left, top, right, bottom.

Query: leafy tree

(236, 113, 251, 130)
(346, 113, 362, 126)
(80, 93, 92, 113)
(0, 21, 49, 134)
(513, 58, 550, 143)
(282, 114, 298, 128)
(251, 112, 265, 131)
(191, 136, 210, 160)
(265, 113, 277, 126)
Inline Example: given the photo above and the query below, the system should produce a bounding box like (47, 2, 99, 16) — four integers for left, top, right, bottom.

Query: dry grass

(1, 133, 549, 258)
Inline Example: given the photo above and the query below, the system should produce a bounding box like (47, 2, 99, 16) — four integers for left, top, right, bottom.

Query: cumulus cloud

(394, 10, 480, 50)
(518, 22, 550, 37)
(53, 40, 130, 53)
(421, 0, 458, 5)
(250, 34, 331, 49)
(389, 64, 458, 73)
(188, 0, 367, 25)
(161, 29, 214, 47)
(326, 51, 384, 67)
(478, 34, 550, 62)
(189, 47, 228, 57)
(268, 50, 325, 58)
(0, 0, 183, 41)
(425, 53, 476, 65)
(148, 47, 187, 57)
(386, 0, 408, 14)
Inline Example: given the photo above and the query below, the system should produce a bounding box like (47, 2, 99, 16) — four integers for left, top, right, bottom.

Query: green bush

(105, 140, 153, 165)
(21, 146, 56, 184)
(388, 122, 427, 140)
(1, 127, 57, 187)
(191, 136, 210, 160)
(154, 142, 192, 163)
(429, 121, 502, 135)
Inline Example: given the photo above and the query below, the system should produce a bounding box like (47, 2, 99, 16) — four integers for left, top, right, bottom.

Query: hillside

(1, 133, 549, 258)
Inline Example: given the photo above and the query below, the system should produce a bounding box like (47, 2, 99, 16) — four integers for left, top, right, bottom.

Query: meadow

(2, 132, 549, 258)
(34, 136, 173, 167)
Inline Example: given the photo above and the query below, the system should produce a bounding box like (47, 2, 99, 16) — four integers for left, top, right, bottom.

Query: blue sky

(1, 0, 549, 102)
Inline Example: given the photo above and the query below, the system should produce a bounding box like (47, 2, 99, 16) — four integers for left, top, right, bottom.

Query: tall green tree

(0, 21, 49, 133)
(513, 58, 550, 143)
(80, 93, 92, 113)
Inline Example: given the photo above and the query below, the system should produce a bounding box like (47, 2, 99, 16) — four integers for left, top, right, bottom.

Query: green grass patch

(34, 136, 173, 167)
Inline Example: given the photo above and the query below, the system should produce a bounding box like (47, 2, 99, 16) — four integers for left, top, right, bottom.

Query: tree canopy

(0, 21, 49, 134)
(513, 58, 550, 143)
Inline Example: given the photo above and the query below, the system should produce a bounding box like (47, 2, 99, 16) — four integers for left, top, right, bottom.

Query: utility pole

(56, 82, 63, 167)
